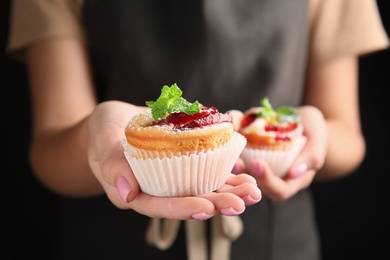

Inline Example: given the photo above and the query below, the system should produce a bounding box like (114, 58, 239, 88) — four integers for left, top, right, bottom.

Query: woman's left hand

(232, 105, 327, 201)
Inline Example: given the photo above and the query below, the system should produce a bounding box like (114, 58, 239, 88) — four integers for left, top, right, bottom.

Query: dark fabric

(49, 0, 320, 259)
(52, 196, 188, 260)
(232, 190, 320, 260)
(82, 0, 308, 111)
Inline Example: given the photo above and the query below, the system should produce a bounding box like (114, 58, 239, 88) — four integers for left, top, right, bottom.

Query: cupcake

(229, 98, 306, 177)
(122, 83, 246, 197)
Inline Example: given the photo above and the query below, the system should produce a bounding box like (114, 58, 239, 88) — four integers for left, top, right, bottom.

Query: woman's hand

(87, 101, 262, 219)
(232, 105, 327, 201)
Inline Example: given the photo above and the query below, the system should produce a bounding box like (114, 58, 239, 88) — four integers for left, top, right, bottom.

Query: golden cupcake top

(125, 83, 234, 151)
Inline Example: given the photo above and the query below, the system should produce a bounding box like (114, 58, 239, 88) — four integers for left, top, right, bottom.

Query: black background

(311, 1, 390, 259)
(1, 0, 389, 259)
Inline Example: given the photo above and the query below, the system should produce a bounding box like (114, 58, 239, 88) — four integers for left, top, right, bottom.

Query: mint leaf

(146, 83, 200, 120)
(258, 97, 299, 123)
(259, 98, 277, 122)
(186, 102, 201, 115)
(277, 106, 300, 122)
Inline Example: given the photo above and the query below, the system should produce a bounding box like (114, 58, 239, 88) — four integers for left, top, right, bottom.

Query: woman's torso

(54, 1, 320, 259)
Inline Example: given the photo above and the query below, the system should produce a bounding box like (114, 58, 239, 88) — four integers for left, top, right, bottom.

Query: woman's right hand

(87, 101, 262, 220)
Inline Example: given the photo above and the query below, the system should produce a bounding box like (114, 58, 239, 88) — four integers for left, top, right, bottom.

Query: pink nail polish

(232, 163, 242, 174)
(291, 163, 308, 177)
(116, 176, 132, 203)
(192, 212, 214, 220)
(220, 207, 244, 216)
(242, 195, 261, 205)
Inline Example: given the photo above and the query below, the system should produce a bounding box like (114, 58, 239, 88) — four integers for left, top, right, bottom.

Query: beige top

(7, 0, 390, 64)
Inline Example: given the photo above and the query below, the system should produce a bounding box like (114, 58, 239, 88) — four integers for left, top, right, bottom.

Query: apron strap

(185, 219, 208, 260)
(145, 215, 243, 260)
(145, 218, 181, 250)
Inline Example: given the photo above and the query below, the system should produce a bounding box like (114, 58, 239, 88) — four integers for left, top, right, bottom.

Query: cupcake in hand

(229, 98, 306, 177)
(122, 83, 246, 197)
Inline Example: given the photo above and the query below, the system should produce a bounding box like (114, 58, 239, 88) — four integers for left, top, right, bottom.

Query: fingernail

(291, 163, 308, 177)
(232, 163, 243, 174)
(242, 195, 261, 205)
(192, 212, 214, 220)
(116, 176, 132, 203)
(220, 207, 244, 216)
(250, 160, 264, 177)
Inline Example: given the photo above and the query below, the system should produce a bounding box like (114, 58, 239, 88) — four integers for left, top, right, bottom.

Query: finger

(283, 169, 316, 192)
(100, 153, 140, 206)
(232, 157, 246, 174)
(255, 158, 316, 201)
(96, 136, 140, 204)
(216, 182, 262, 206)
(130, 187, 255, 220)
(198, 192, 246, 216)
(129, 194, 217, 220)
(225, 172, 258, 186)
(250, 159, 293, 201)
(291, 106, 327, 175)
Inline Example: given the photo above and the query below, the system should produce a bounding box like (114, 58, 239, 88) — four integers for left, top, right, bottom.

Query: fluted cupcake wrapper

(240, 136, 307, 177)
(121, 132, 246, 197)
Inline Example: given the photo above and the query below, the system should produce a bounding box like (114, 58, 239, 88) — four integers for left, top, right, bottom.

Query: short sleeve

(309, 0, 389, 66)
(7, 0, 85, 59)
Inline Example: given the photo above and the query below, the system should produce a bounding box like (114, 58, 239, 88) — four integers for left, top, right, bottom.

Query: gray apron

(51, 0, 320, 259)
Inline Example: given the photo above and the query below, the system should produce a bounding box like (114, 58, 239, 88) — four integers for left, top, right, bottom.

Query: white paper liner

(240, 136, 307, 177)
(121, 132, 246, 197)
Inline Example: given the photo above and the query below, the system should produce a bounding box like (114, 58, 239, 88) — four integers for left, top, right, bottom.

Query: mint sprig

(146, 83, 200, 120)
(259, 97, 299, 124)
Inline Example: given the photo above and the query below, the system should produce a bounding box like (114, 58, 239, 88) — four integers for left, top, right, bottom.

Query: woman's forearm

(25, 38, 102, 197)
(29, 115, 103, 197)
(305, 55, 365, 181)
(315, 119, 366, 181)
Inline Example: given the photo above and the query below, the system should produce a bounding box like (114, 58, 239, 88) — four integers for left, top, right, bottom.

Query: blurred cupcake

(122, 83, 246, 197)
(229, 98, 306, 177)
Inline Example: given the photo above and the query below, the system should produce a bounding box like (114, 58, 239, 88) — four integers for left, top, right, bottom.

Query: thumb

(98, 147, 140, 205)
(232, 157, 246, 174)
(113, 153, 140, 203)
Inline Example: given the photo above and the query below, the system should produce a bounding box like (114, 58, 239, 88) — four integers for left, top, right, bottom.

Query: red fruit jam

(240, 113, 299, 142)
(240, 114, 257, 128)
(241, 113, 298, 132)
(265, 122, 298, 133)
(152, 106, 232, 130)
